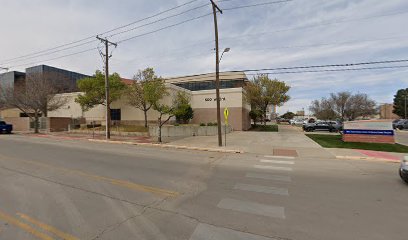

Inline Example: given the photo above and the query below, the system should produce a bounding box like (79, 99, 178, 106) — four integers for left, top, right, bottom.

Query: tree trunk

(158, 117, 162, 143)
(34, 112, 39, 134)
(144, 110, 148, 128)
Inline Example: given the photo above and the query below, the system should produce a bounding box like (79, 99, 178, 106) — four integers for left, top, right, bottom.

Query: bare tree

(0, 73, 68, 133)
(309, 92, 377, 121)
(330, 92, 352, 121)
(309, 98, 338, 120)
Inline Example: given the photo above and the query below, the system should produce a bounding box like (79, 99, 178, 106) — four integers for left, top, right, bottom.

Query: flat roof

(165, 71, 247, 84)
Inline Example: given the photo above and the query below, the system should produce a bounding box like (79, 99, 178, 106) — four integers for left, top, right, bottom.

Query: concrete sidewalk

(168, 125, 334, 158)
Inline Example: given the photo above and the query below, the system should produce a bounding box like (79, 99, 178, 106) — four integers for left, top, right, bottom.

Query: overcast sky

(1, 0, 407, 114)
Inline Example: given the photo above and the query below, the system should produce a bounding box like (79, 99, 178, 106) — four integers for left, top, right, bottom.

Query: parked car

(0, 121, 13, 134)
(400, 157, 408, 184)
(292, 119, 306, 125)
(303, 121, 342, 132)
(395, 119, 408, 130)
(393, 119, 401, 129)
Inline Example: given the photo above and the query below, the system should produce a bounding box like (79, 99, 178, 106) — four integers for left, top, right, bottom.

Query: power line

(232, 59, 408, 72)
(244, 65, 408, 75)
(223, 0, 293, 11)
(0, 0, 202, 64)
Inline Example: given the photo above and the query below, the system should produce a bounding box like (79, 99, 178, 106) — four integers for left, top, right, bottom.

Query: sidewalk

(168, 125, 334, 158)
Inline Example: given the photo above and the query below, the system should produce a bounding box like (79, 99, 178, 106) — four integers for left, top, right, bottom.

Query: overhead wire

(0, 0, 203, 64)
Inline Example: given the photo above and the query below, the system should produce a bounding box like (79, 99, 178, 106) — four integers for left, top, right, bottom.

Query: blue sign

(343, 129, 394, 136)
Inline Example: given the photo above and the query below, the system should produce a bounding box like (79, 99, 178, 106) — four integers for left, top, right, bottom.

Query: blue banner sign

(343, 129, 394, 136)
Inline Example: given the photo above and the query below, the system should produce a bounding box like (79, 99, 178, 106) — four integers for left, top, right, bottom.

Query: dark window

(111, 109, 121, 121)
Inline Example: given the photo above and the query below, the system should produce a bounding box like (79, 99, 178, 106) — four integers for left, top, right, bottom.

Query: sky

(0, 0, 407, 115)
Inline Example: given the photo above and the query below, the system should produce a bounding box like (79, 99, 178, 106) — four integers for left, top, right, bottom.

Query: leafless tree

(309, 92, 377, 121)
(0, 73, 68, 133)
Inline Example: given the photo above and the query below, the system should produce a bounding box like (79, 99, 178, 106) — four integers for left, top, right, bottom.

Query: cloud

(0, 0, 407, 113)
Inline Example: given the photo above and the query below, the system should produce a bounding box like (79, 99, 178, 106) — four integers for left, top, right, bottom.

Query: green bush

(199, 123, 206, 126)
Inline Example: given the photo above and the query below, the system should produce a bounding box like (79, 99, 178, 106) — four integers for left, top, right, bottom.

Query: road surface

(0, 134, 406, 240)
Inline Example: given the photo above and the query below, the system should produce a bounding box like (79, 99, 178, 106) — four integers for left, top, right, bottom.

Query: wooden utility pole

(96, 36, 117, 140)
(211, 0, 223, 147)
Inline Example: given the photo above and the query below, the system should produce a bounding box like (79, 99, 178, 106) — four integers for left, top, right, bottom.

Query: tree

(347, 93, 377, 120)
(126, 68, 167, 127)
(173, 91, 194, 124)
(0, 73, 68, 133)
(309, 92, 377, 121)
(309, 98, 338, 120)
(249, 109, 262, 126)
(153, 103, 174, 143)
(330, 91, 352, 121)
(75, 70, 126, 111)
(280, 111, 296, 120)
(393, 88, 408, 118)
(244, 74, 290, 125)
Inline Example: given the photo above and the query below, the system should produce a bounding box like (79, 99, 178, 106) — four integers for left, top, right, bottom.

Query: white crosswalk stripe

(264, 155, 295, 159)
(254, 165, 293, 171)
(260, 159, 295, 165)
(234, 183, 289, 195)
(245, 172, 292, 182)
(189, 223, 276, 240)
(217, 198, 285, 219)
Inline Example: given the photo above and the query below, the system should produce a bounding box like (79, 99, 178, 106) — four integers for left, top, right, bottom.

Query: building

(0, 71, 26, 92)
(48, 71, 252, 131)
(379, 103, 399, 119)
(25, 65, 89, 93)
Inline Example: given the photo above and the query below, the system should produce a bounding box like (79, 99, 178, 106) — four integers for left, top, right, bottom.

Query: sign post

(224, 108, 229, 147)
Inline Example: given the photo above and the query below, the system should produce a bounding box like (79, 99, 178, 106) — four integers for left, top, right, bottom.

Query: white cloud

(0, 0, 407, 112)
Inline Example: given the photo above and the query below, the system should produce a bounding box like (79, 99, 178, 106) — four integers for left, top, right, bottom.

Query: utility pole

(211, 0, 223, 147)
(96, 36, 117, 140)
(405, 94, 407, 119)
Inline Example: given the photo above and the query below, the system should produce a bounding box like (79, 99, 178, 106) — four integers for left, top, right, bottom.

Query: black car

(303, 121, 342, 132)
(400, 157, 408, 184)
(395, 119, 408, 130)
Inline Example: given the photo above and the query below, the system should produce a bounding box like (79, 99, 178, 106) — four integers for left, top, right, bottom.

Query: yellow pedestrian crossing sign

(224, 108, 229, 125)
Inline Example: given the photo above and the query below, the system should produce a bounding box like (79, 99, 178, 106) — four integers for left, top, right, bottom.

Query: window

(111, 109, 121, 121)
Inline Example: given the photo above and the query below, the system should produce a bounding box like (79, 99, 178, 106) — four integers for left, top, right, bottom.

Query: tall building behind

(0, 71, 26, 92)
(25, 65, 89, 93)
(379, 103, 399, 119)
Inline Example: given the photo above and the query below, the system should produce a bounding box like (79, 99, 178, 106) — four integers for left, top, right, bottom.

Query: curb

(87, 139, 244, 154)
(336, 155, 400, 163)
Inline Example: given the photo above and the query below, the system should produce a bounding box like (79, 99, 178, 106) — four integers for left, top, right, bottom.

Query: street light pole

(211, 0, 223, 147)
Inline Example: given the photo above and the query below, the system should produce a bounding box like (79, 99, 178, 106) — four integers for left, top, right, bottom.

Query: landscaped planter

(149, 125, 233, 137)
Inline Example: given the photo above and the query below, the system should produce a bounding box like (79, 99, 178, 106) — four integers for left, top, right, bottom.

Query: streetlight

(220, 48, 230, 62)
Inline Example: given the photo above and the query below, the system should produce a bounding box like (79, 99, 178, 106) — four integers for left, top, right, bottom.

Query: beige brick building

(47, 72, 252, 131)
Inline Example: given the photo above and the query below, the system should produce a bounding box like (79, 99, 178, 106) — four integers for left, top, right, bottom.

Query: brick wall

(342, 134, 395, 144)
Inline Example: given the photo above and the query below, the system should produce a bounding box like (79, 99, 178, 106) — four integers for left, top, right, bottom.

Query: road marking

(264, 155, 295, 159)
(260, 160, 294, 165)
(0, 154, 179, 198)
(234, 183, 289, 196)
(217, 198, 285, 219)
(254, 165, 293, 171)
(189, 223, 275, 240)
(0, 210, 54, 240)
(17, 213, 79, 240)
(245, 172, 291, 182)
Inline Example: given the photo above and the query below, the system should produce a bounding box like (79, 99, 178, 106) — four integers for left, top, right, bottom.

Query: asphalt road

(0, 134, 406, 240)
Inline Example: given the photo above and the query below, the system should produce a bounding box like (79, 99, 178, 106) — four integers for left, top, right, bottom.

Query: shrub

(199, 123, 206, 126)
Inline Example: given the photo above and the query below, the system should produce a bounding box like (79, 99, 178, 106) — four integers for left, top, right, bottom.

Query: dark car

(0, 121, 13, 134)
(303, 121, 342, 132)
(395, 119, 408, 130)
(400, 157, 408, 184)
(393, 119, 402, 129)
